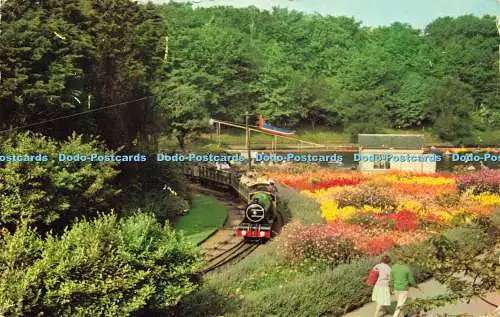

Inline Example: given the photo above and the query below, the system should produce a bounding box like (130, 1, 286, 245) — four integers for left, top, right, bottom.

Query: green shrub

(0, 222, 44, 316)
(119, 159, 191, 223)
(227, 259, 374, 317)
(123, 191, 189, 224)
(0, 132, 119, 231)
(278, 186, 323, 225)
(0, 213, 202, 316)
(389, 243, 434, 282)
(166, 287, 235, 317)
(332, 184, 396, 210)
(442, 226, 491, 255)
(389, 225, 492, 285)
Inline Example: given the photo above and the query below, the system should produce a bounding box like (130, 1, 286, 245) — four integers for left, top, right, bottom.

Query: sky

(147, 0, 499, 28)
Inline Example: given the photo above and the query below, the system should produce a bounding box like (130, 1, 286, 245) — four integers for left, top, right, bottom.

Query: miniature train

(183, 164, 277, 240)
(235, 184, 277, 240)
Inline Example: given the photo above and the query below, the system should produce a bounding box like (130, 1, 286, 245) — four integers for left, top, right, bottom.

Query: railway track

(202, 240, 259, 273)
(188, 184, 259, 273)
(188, 180, 287, 274)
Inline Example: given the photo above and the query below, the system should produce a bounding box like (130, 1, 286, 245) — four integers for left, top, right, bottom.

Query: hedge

(0, 212, 202, 317)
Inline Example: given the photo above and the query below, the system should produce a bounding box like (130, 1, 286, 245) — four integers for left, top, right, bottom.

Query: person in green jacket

(390, 262, 421, 317)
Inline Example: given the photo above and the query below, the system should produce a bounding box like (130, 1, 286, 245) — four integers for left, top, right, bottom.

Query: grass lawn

(176, 195, 227, 245)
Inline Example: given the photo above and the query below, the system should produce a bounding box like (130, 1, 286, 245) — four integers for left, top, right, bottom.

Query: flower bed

(269, 169, 500, 265)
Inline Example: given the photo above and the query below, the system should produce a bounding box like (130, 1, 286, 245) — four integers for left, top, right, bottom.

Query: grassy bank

(175, 195, 227, 245)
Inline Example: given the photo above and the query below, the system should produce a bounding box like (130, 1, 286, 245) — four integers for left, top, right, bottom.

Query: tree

(389, 72, 432, 128)
(0, 132, 120, 232)
(0, 0, 94, 138)
(85, 0, 166, 149)
(424, 15, 499, 127)
(427, 78, 474, 144)
(154, 82, 209, 151)
(402, 211, 500, 315)
(0, 0, 166, 149)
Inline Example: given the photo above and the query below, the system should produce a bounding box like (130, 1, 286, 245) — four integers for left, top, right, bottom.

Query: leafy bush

(119, 159, 190, 223)
(0, 212, 202, 317)
(0, 132, 119, 231)
(123, 191, 189, 224)
(442, 226, 491, 255)
(402, 224, 497, 314)
(277, 221, 360, 266)
(233, 260, 373, 317)
(332, 184, 396, 210)
(277, 186, 323, 225)
(456, 170, 500, 194)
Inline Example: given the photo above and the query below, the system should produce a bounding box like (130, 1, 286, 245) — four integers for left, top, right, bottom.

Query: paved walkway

(343, 279, 500, 317)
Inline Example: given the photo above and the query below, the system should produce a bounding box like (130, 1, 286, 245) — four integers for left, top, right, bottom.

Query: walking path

(343, 279, 500, 317)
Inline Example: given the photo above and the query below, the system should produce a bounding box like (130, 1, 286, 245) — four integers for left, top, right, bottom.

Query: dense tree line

(0, 0, 165, 149)
(157, 3, 499, 145)
(1, 2, 498, 147)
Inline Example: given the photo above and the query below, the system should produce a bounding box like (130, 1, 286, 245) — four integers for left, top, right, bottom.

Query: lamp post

(245, 112, 251, 170)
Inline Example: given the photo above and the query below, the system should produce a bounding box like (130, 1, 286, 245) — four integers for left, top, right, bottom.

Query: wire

(0, 96, 150, 134)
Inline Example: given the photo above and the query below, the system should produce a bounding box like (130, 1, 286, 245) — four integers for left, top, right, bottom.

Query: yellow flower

(383, 175, 454, 186)
(470, 193, 500, 207)
(433, 210, 453, 223)
(397, 200, 423, 213)
(320, 201, 357, 221)
(362, 205, 383, 214)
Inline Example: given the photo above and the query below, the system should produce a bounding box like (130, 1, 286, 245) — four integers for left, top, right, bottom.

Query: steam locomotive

(235, 183, 277, 240)
(183, 164, 278, 240)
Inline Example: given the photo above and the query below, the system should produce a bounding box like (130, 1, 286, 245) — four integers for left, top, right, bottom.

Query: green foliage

(119, 159, 190, 223)
(229, 260, 374, 317)
(2, 2, 498, 146)
(123, 191, 189, 225)
(153, 82, 210, 150)
(0, 212, 202, 317)
(0, 0, 166, 148)
(156, 5, 497, 146)
(428, 78, 475, 144)
(442, 226, 490, 255)
(277, 185, 323, 225)
(0, 132, 119, 230)
(0, 221, 44, 317)
(394, 223, 497, 314)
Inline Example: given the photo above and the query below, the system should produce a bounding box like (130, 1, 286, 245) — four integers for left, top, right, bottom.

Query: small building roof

(358, 134, 424, 149)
